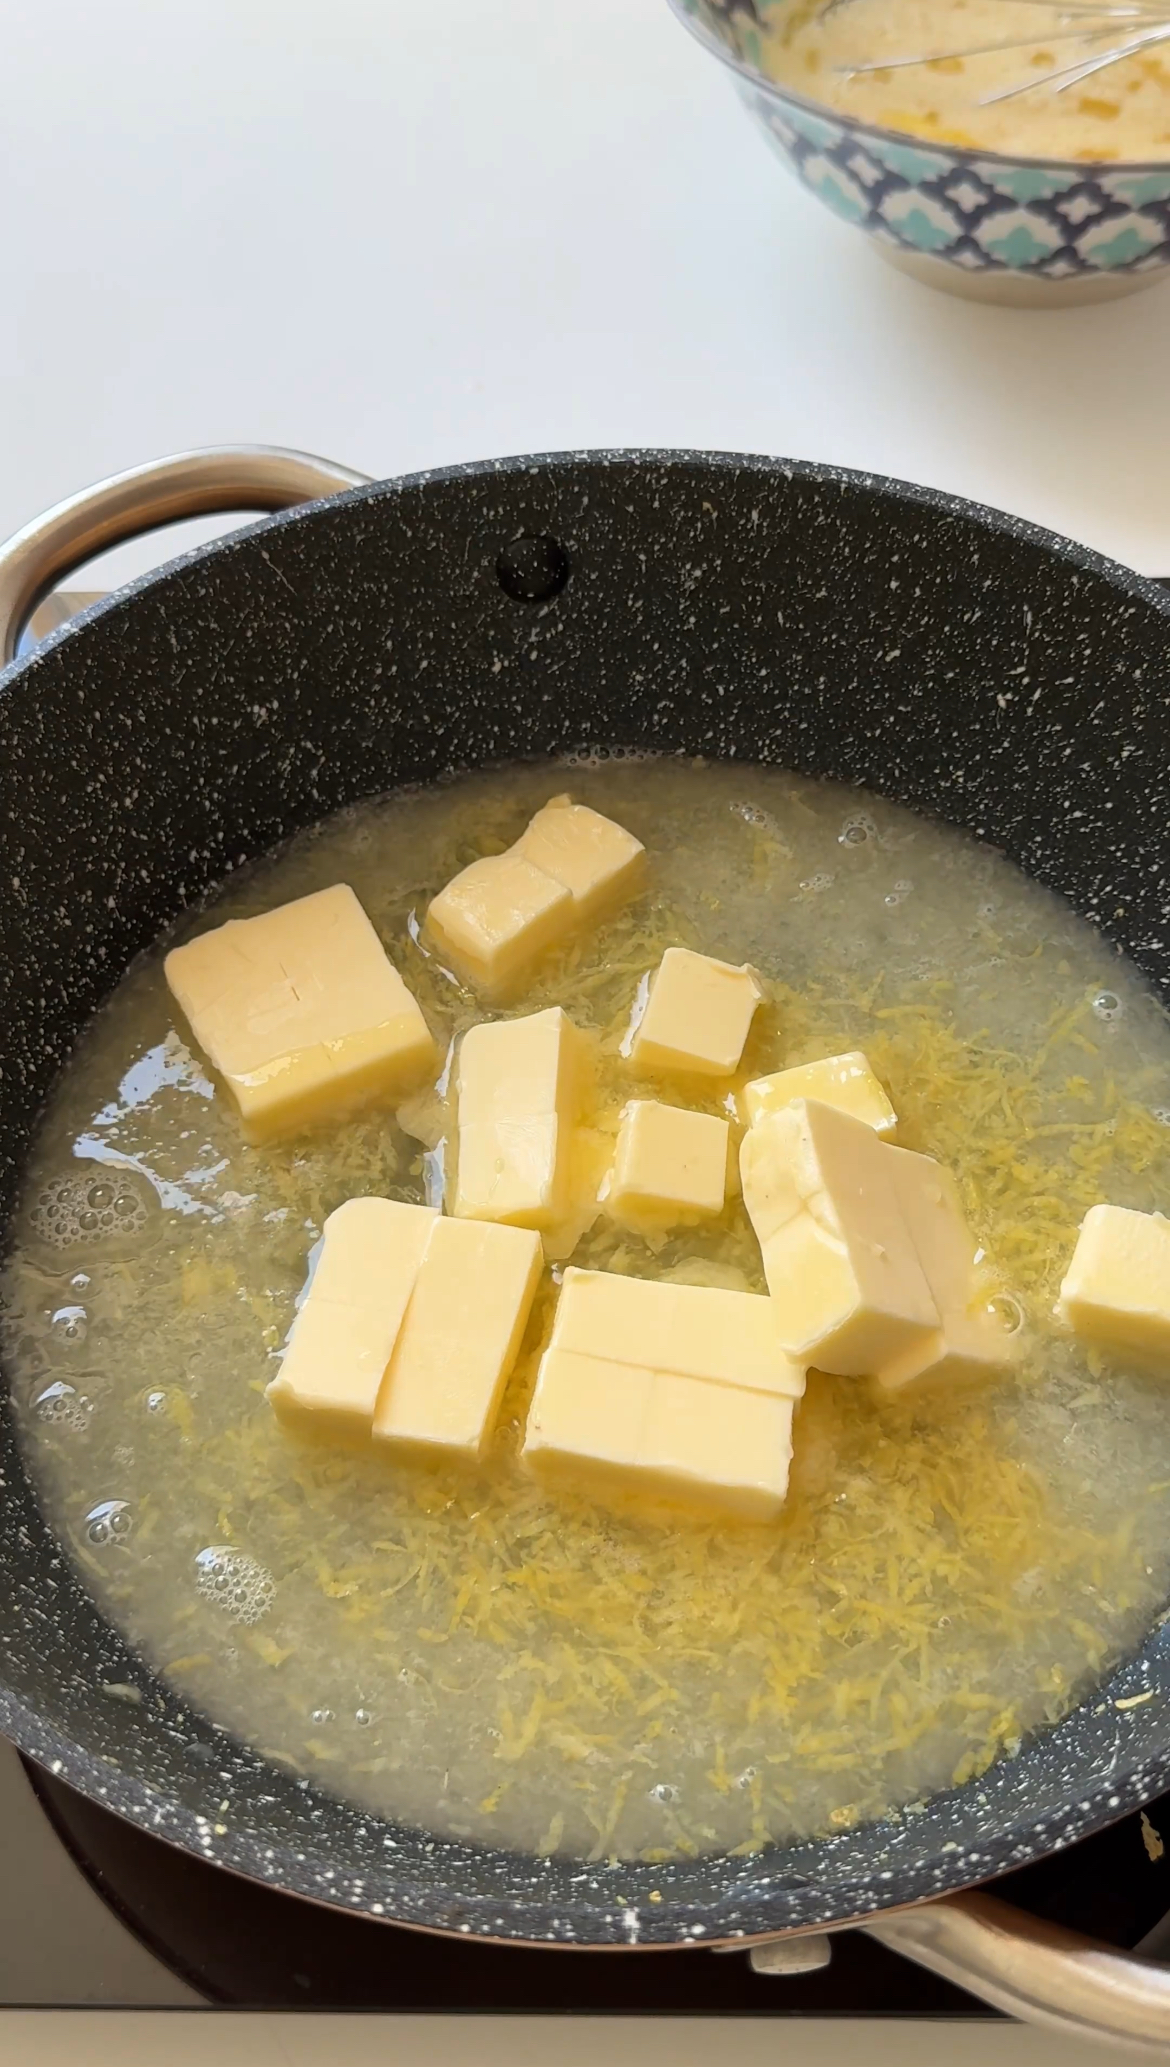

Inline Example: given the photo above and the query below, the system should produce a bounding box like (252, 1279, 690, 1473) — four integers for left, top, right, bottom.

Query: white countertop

(2, 0, 1169, 587)
(0, 2013, 1145, 2067)
(1, 2, 1168, 2057)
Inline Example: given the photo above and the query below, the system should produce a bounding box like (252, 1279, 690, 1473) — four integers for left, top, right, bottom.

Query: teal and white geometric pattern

(745, 81, 1170, 283)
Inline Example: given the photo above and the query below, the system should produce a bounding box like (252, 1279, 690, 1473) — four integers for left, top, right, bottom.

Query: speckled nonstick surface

(2, 448, 1170, 1952)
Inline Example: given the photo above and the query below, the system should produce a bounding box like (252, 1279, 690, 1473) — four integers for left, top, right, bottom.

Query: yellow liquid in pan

(7, 757, 1170, 1864)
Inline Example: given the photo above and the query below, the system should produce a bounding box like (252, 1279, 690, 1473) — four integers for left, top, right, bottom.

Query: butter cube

(641, 1369, 796, 1521)
(268, 1198, 437, 1442)
(268, 1198, 541, 1460)
(740, 1099, 938, 1376)
(525, 1349, 649, 1489)
(550, 1267, 805, 1400)
(457, 1006, 579, 1126)
(524, 1349, 795, 1522)
(744, 1051, 897, 1138)
(875, 1148, 1013, 1391)
(453, 1007, 582, 1230)
(522, 1269, 802, 1519)
(165, 883, 434, 1144)
(425, 851, 572, 995)
(629, 948, 762, 1078)
(374, 1217, 542, 1460)
(514, 794, 645, 923)
(426, 796, 644, 994)
(1058, 1204, 1170, 1357)
(606, 1100, 729, 1224)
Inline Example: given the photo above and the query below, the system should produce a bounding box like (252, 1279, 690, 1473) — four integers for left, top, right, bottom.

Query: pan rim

(3, 446, 1170, 702)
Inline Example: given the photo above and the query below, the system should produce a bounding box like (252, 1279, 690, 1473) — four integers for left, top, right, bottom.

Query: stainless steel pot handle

(735, 1886, 1170, 2049)
(862, 1888, 1170, 2051)
(0, 443, 371, 665)
(752, 1891, 1170, 2047)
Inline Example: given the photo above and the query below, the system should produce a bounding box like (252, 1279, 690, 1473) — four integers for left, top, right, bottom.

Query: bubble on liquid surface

(195, 1546, 275, 1626)
(85, 1498, 133, 1547)
(1153, 1108, 1170, 1127)
(839, 812, 878, 848)
(50, 1304, 88, 1345)
(800, 872, 834, 894)
(885, 880, 913, 908)
(563, 744, 652, 771)
(990, 1292, 1026, 1336)
(731, 800, 773, 829)
(34, 1380, 90, 1432)
(1092, 992, 1124, 1022)
(649, 1782, 680, 1805)
(30, 1169, 154, 1258)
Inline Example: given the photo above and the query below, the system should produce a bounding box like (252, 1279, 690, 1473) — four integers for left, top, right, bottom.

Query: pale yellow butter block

(629, 948, 763, 1078)
(452, 1007, 582, 1229)
(425, 851, 572, 994)
(743, 1051, 897, 1137)
(514, 794, 645, 922)
(523, 1348, 652, 1496)
(874, 1147, 1014, 1392)
(425, 796, 644, 994)
(641, 1369, 796, 1521)
(522, 1349, 794, 1521)
(740, 1099, 938, 1377)
(606, 1100, 729, 1223)
(457, 1005, 580, 1124)
(373, 1216, 543, 1460)
(455, 1117, 563, 1228)
(879, 1310, 1011, 1393)
(551, 1266, 805, 1399)
(165, 883, 435, 1144)
(1058, 1204, 1170, 1358)
(267, 1197, 437, 1442)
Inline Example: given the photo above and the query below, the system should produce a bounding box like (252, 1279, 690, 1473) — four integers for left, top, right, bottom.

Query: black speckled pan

(2, 447, 1170, 1960)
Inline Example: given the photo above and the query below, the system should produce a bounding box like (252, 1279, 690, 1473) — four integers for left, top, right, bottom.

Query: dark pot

(2, 443, 1170, 2044)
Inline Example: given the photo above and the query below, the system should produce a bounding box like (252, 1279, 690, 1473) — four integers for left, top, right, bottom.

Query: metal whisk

(820, 0, 1170, 103)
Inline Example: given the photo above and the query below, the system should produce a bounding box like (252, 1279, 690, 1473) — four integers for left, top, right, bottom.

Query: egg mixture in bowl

(7, 753, 1170, 1867)
(757, 0, 1170, 160)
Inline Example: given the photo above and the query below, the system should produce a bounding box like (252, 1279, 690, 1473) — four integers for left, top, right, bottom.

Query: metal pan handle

(748, 1891, 1170, 2047)
(0, 444, 371, 665)
(861, 1890, 1170, 2050)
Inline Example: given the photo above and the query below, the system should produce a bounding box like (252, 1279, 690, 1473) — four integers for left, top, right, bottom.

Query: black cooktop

(27, 1762, 1170, 2013)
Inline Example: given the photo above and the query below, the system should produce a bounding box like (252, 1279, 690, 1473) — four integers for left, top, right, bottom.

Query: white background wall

(3, 0, 1168, 583)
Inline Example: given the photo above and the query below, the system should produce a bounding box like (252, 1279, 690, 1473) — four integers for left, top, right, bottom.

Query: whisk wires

(819, 0, 1170, 102)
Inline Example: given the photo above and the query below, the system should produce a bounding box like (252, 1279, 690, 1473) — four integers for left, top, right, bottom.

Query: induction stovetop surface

(15, 1757, 1170, 2014)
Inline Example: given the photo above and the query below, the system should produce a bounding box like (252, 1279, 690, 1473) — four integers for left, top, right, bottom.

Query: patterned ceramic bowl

(669, 0, 1170, 305)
